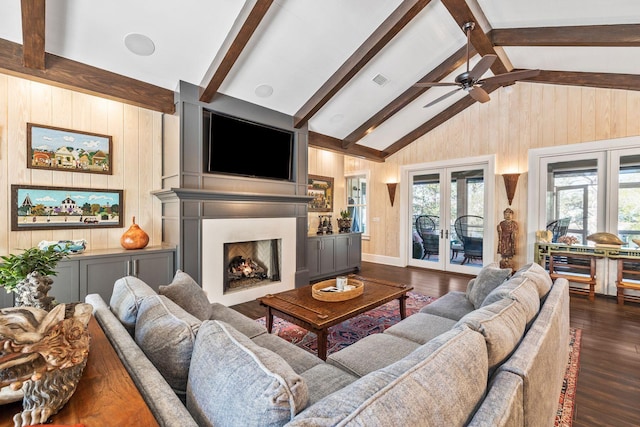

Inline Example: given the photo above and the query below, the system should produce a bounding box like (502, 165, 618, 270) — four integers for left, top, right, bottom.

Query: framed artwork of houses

(27, 123, 113, 174)
(308, 175, 334, 212)
(11, 185, 123, 231)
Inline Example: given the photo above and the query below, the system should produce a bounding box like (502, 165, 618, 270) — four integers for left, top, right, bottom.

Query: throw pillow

(135, 295, 201, 400)
(159, 270, 211, 321)
(187, 320, 308, 427)
(467, 263, 512, 309)
(109, 276, 157, 335)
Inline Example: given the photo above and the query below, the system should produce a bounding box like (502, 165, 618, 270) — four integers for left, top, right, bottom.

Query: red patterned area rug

(256, 291, 582, 426)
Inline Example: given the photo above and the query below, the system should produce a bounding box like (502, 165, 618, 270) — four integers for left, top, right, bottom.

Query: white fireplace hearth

(202, 217, 296, 306)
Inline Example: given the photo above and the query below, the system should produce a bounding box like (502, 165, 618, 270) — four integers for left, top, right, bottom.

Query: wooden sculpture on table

(497, 207, 518, 270)
(0, 303, 92, 427)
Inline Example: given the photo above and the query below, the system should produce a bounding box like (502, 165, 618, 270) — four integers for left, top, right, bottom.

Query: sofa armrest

(85, 294, 198, 427)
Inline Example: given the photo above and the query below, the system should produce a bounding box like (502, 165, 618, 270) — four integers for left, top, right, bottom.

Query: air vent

(372, 74, 389, 86)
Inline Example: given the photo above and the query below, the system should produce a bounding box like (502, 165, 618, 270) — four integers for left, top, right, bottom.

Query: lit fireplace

(224, 238, 281, 293)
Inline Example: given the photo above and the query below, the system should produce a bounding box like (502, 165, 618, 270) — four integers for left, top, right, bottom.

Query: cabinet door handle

(126, 260, 132, 276)
(133, 259, 139, 277)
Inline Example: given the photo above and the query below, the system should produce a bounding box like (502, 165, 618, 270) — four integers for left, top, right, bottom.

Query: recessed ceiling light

(124, 33, 156, 56)
(255, 84, 274, 98)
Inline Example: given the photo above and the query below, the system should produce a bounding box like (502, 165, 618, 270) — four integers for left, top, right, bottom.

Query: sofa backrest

(287, 325, 489, 426)
(498, 277, 570, 427)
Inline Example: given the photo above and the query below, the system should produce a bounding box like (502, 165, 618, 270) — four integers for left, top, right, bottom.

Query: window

(346, 174, 367, 234)
(528, 137, 640, 260)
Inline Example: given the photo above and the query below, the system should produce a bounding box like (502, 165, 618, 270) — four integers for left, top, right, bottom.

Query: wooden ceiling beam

(490, 24, 640, 47)
(199, 0, 274, 103)
(383, 83, 501, 157)
(0, 38, 175, 114)
(524, 70, 640, 91)
(293, 0, 433, 129)
(308, 131, 386, 163)
(342, 44, 472, 148)
(440, 0, 509, 75)
(21, 0, 45, 70)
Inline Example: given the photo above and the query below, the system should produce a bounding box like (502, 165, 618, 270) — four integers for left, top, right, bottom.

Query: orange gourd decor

(120, 216, 149, 250)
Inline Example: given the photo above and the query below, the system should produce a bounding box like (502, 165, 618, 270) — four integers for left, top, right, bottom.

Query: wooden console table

(1, 317, 159, 427)
(535, 242, 640, 303)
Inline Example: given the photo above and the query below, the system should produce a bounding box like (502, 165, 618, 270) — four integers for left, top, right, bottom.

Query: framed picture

(27, 123, 113, 175)
(11, 185, 123, 231)
(308, 175, 334, 212)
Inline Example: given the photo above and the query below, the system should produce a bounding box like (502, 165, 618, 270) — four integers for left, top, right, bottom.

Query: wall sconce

(386, 183, 398, 206)
(502, 173, 520, 206)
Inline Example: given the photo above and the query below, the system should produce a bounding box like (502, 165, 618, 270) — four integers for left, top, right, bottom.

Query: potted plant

(337, 209, 352, 233)
(0, 245, 70, 310)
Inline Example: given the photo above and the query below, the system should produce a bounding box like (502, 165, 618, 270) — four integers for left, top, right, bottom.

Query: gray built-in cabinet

(0, 246, 175, 309)
(307, 232, 361, 281)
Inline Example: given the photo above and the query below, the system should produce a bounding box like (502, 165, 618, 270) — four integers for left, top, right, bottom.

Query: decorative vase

(337, 218, 352, 233)
(120, 216, 149, 250)
(13, 271, 55, 311)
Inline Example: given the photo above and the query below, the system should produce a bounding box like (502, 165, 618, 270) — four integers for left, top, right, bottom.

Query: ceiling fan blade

(468, 86, 490, 103)
(423, 87, 462, 108)
(467, 54, 497, 81)
(414, 82, 460, 87)
(479, 69, 541, 86)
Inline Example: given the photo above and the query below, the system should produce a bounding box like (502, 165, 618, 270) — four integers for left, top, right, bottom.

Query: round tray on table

(311, 278, 364, 302)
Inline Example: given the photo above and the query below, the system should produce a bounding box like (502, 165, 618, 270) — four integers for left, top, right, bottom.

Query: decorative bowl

(312, 278, 364, 302)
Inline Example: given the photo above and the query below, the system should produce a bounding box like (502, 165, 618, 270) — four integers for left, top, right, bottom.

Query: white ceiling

(2, 0, 640, 155)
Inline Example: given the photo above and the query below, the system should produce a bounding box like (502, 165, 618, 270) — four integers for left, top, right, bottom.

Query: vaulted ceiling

(2, 0, 639, 162)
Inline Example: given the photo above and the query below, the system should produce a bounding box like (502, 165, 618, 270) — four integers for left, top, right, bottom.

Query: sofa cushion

(419, 291, 475, 321)
(187, 320, 308, 427)
(110, 276, 157, 335)
(159, 270, 212, 321)
(210, 302, 267, 339)
(135, 295, 201, 400)
(300, 364, 358, 406)
(252, 333, 324, 374)
(482, 276, 541, 325)
(288, 326, 488, 427)
(455, 297, 527, 370)
(327, 333, 420, 377)
(467, 263, 512, 309)
(384, 312, 457, 344)
(512, 262, 553, 298)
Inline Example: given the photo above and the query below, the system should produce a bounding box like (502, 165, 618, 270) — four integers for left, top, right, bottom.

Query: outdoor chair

(415, 215, 439, 260)
(453, 215, 483, 265)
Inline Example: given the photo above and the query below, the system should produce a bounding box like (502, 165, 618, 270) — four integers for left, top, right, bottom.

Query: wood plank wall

(0, 73, 163, 256)
(311, 83, 640, 268)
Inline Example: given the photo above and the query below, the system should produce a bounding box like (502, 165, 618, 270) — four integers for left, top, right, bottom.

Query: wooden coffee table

(258, 276, 413, 360)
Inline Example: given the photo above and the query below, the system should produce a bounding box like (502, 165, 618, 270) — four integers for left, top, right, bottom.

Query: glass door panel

(447, 168, 485, 274)
(410, 172, 443, 269)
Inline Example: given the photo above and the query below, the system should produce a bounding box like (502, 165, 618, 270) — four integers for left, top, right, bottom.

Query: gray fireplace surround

(153, 81, 313, 290)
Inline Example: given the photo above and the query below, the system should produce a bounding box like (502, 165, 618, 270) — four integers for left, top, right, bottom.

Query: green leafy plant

(340, 209, 351, 219)
(0, 245, 69, 293)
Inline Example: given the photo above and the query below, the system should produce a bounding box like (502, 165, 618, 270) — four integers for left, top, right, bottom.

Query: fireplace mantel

(152, 188, 313, 204)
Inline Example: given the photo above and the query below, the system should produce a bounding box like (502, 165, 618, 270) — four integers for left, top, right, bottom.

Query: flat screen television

(205, 110, 295, 181)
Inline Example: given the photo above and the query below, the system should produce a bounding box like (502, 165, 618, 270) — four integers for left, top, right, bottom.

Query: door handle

(445, 229, 449, 239)
(440, 229, 444, 238)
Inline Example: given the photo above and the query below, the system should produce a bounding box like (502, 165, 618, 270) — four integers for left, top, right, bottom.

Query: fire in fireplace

(224, 238, 281, 293)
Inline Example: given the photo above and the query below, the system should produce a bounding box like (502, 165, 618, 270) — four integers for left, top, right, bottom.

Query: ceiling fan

(415, 22, 540, 108)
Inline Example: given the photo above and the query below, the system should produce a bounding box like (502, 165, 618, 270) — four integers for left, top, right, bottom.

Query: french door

(404, 156, 494, 275)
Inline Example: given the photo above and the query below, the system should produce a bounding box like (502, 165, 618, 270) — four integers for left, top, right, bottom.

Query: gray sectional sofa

(85, 261, 570, 427)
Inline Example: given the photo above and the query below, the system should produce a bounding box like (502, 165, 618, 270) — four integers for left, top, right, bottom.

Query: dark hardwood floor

(231, 261, 640, 427)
